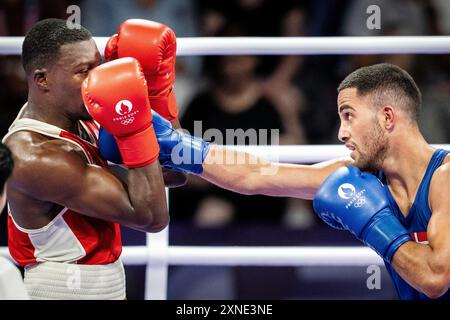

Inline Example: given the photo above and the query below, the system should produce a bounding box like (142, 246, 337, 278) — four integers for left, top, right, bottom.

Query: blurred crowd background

(0, 0, 449, 299)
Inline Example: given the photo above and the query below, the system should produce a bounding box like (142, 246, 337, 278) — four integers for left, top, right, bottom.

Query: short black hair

(22, 18, 92, 75)
(338, 63, 422, 123)
(0, 143, 13, 192)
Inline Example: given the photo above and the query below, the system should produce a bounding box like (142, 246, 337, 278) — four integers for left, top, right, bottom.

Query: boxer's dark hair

(22, 18, 92, 75)
(0, 143, 13, 191)
(338, 63, 422, 123)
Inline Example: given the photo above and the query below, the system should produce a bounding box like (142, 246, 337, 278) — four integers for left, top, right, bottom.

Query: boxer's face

(338, 88, 388, 171)
(47, 39, 101, 120)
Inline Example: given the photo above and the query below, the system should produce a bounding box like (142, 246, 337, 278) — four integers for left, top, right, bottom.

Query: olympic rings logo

(121, 117, 135, 125)
(353, 196, 366, 208)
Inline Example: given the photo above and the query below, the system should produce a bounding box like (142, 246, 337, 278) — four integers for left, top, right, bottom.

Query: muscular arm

(391, 164, 450, 299)
(9, 138, 168, 233)
(108, 164, 187, 188)
(201, 145, 351, 200)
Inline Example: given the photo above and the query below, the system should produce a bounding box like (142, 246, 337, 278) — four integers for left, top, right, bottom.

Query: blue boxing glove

(313, 166, 411, 263)
(99, 110, 210, 174)
(151, 111, 210, 174)
(99, 126, 124, 165)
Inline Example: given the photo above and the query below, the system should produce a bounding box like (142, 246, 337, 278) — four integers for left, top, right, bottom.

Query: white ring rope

(0, 246, 384, 267)
(1, 36, 450, 56)
(227, 144, 450, 163)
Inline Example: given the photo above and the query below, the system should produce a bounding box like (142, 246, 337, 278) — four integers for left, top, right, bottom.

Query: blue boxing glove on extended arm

(313, 166, 411, 264)
(99, 110, 210, 174)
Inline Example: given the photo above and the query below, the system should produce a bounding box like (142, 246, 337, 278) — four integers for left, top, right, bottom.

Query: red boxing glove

(105, 19, 179, 122)
(82, 57, 159, 168)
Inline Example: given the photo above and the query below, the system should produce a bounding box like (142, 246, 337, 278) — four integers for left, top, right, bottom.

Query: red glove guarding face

(105, 19, 179, 122)
(82, 57, 159, 168)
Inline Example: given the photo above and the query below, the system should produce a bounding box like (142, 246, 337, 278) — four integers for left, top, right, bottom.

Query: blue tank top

(377, 149, 449, 300)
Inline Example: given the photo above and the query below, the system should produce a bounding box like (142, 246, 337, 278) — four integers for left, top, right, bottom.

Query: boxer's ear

(381, 105, 395, 131)
(33, 68, 49, 91)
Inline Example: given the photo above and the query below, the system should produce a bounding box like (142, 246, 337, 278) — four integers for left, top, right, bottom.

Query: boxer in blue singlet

(100, 63, 450, 299)
(378, 148, 450, 299)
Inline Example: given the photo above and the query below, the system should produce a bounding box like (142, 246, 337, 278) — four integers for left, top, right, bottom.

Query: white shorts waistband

(24, 259, 126, 300)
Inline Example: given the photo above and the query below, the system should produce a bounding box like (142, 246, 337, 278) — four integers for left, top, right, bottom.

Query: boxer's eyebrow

(75, 60, 93, 67)
(74, 63, 86, 69)
(73, 61, 96, 70)
(339, 105, 356, 114)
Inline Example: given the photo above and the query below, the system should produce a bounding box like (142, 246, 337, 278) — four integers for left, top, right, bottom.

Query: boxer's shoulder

(428, 155, 450, 211)
(5, 130, 88, 190)
(5, 130, 86, 162)
(431, 154, 450, 182)
(442, 153, 450, 166)
(4, 131, 86, 227)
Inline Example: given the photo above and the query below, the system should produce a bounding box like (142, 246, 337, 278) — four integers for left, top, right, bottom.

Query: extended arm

(99, 112, 351, 200)
(201, 145, 351, 199)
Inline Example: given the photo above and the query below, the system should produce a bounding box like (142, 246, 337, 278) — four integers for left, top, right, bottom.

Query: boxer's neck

(382, 127, 435, 203)
(23, 98, 79, 135)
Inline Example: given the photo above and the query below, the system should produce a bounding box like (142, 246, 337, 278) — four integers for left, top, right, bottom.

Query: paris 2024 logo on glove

(338, 183, 356, 199)
(317, 182, 367, 231)
(114, 100, 139, 126)
(337, 183, 366, 208)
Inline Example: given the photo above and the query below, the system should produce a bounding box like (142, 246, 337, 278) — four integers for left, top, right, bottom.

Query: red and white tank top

(2, 106, 122, 267)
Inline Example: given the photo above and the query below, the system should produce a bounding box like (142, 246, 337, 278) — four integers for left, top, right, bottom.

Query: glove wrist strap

(115, 125, 159, 168)
(361, 209, 412, 263)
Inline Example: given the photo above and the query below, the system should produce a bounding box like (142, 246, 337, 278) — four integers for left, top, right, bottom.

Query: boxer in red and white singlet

(1, 18, 183, 299)
(3, 108, 125, 299)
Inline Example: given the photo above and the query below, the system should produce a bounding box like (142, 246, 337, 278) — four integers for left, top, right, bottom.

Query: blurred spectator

(419, 0, 450, 145)
(199, 0, 309, 143)
(0, 56, 27, 137)
(170, 52, 293, 227)
(339, 0, 444, 80)
(342, 0, 430, 37)
(339, 0, 450, 146)
(200, 0, 308, 82)
(170, 20, 315, 228)
(432, 0, 450, 34)
(0, 0, 79, 36)
(205, 0, 351, 145)
(81, 0, 198, 37)
(419, 51, 450, 143)
(0, 0, 26, 35)
(171, 40, 304, 227)
(340, 0, 435, 81)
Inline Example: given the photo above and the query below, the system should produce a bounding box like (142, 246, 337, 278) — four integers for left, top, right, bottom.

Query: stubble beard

(354, 120, 389, 172)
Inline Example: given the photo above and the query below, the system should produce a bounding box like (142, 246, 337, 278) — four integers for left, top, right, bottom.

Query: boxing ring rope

(1, 36, 450, 55)
(1, 35, 450, 299)
(0, 245, 383, 266)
